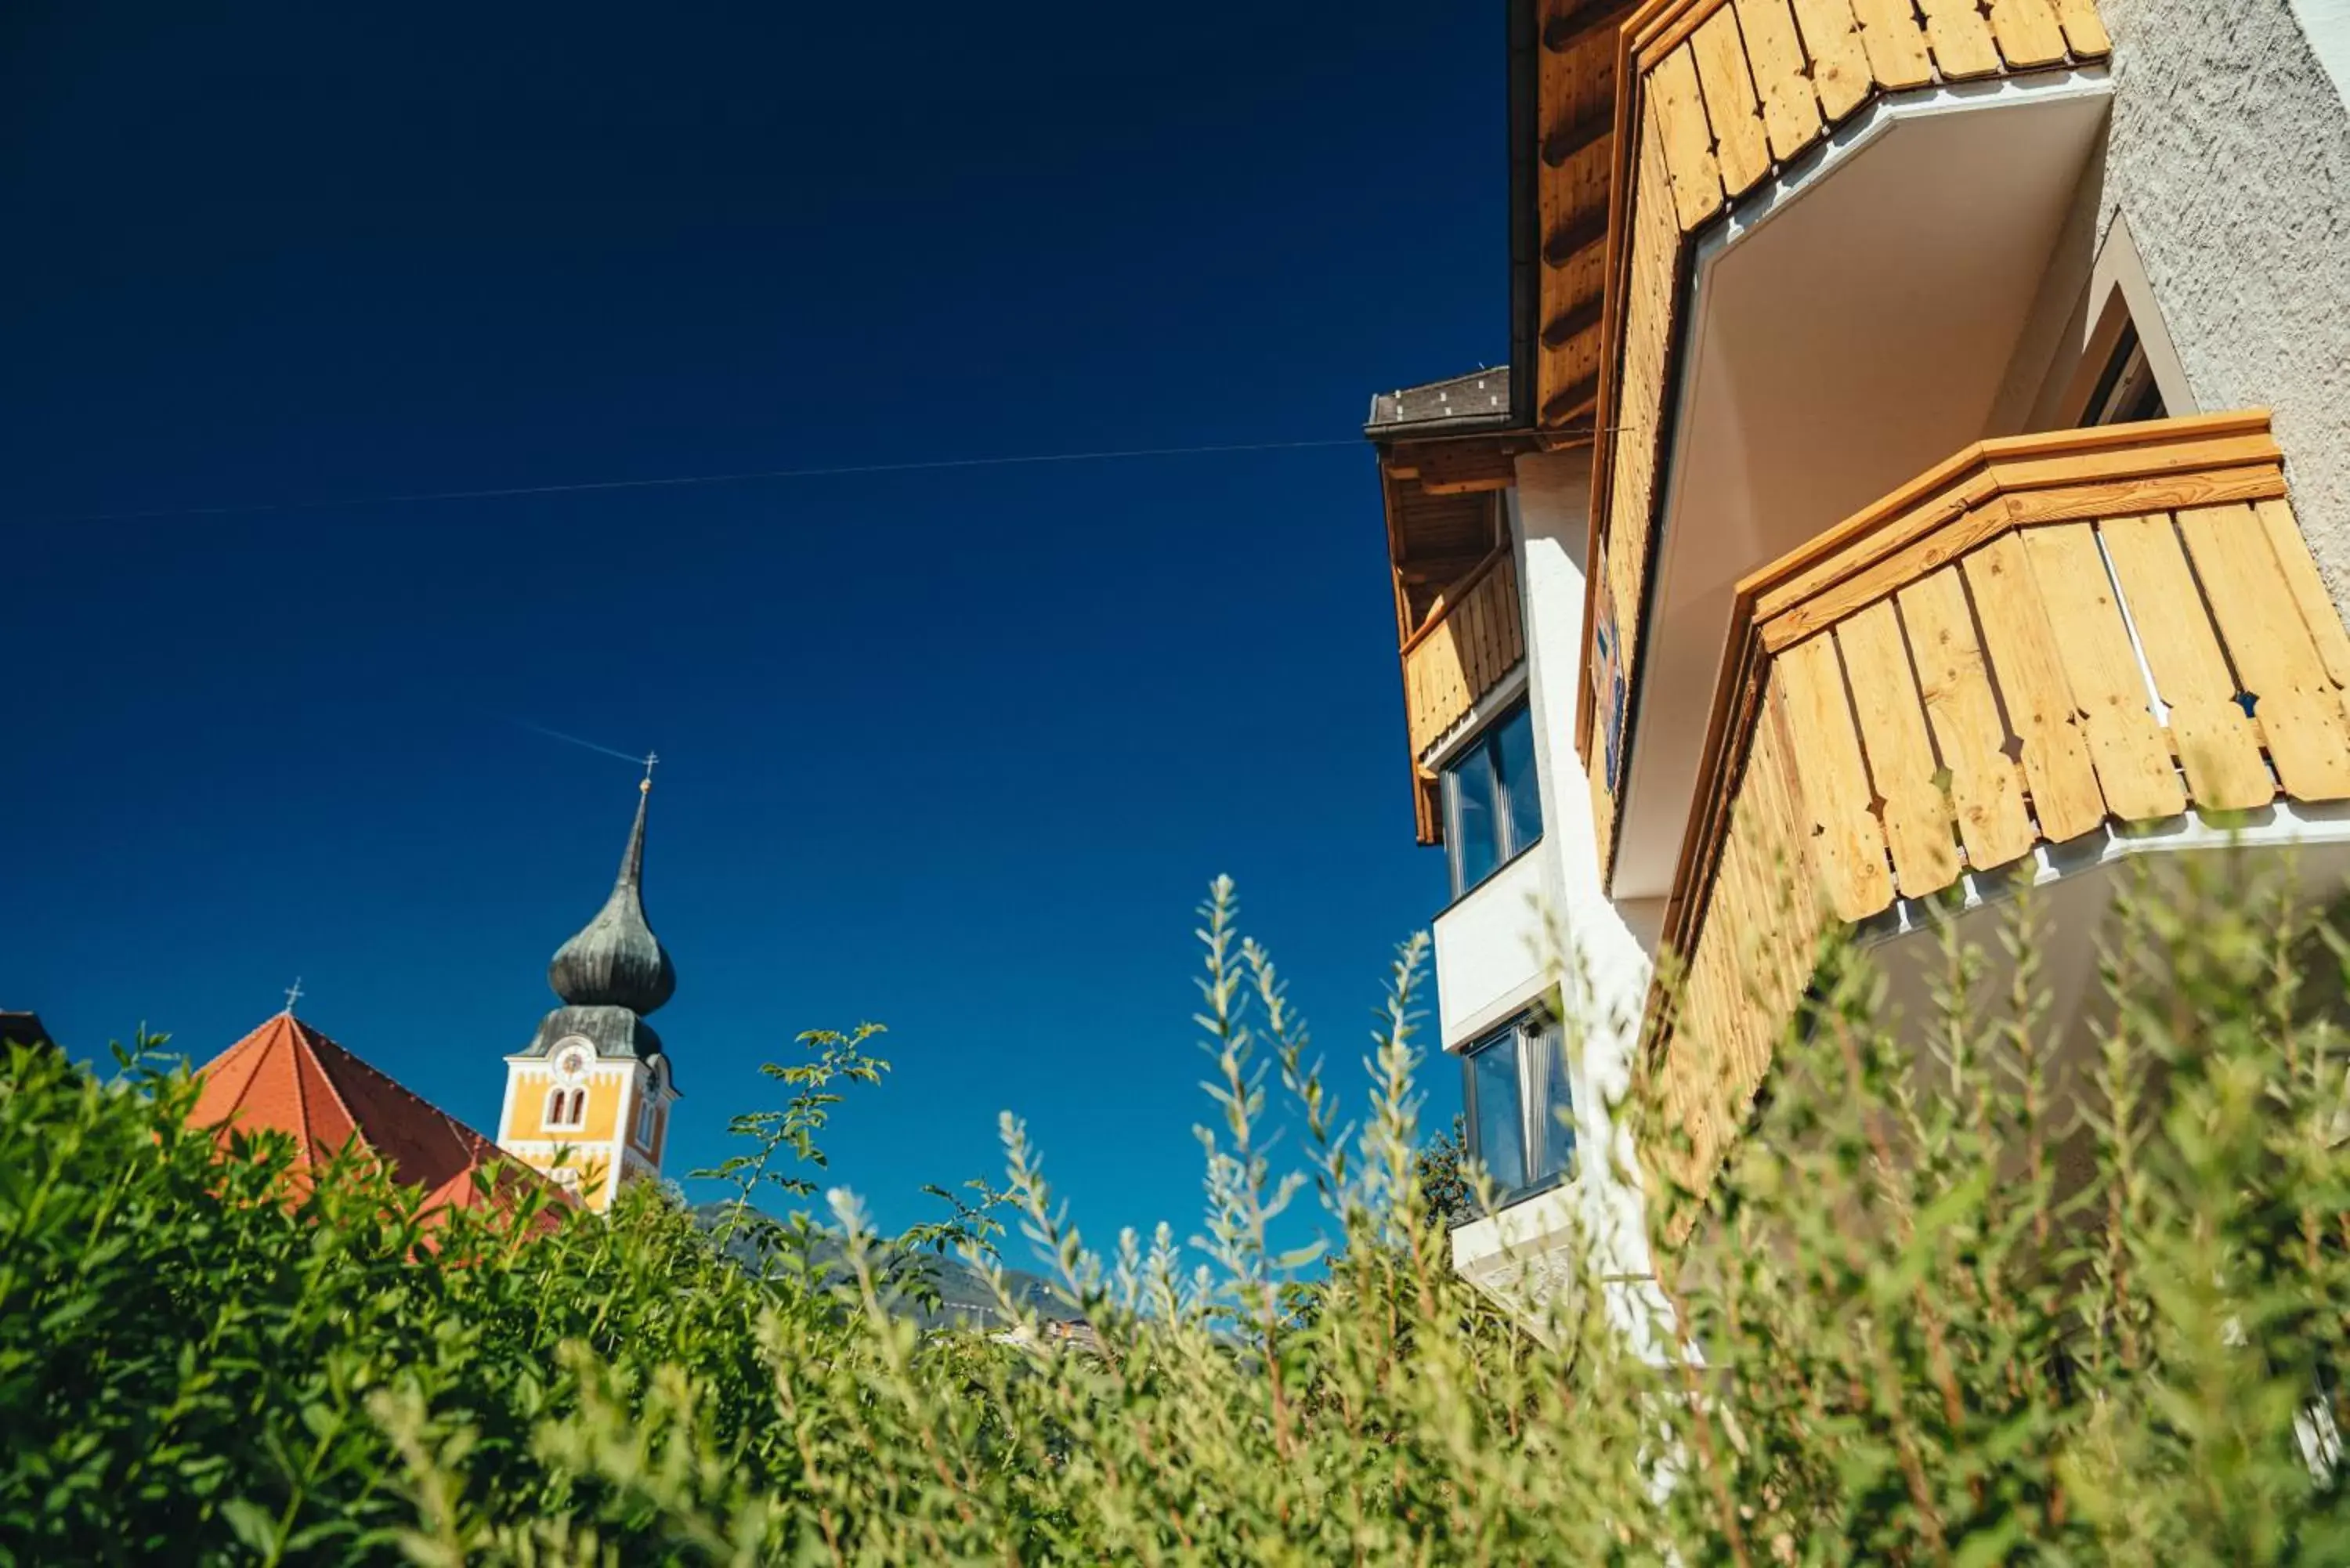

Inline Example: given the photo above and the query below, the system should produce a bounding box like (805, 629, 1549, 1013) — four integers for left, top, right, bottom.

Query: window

(635, 1092, 660, 1150)
(1443, 702, 1542, 898)
(2083, 320, 2167, 427)
(544, 1086, 586, 1130)
(1460, 1010, 1574, 1207)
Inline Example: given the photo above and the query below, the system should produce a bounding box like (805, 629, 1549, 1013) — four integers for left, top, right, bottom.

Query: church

(188, 773, 681, 1218)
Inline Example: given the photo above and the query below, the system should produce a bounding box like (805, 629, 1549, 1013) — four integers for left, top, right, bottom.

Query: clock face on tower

(553, 1039, 593, 1087)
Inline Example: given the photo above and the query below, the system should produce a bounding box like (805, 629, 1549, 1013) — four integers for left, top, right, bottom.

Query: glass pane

(1495, 706, 1542, 860)
(1523, 1018, 1576, 1183)
(1470, 1032, 1528, 1195)
(1446, 742, 1500, 895)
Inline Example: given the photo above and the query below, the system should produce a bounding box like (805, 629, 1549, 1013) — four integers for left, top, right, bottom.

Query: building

(494, 774, 682, 1212)
(1369, 0, 2350, 1320)
(190, 1010, 548, 1224)
(1, 1010, 56, 1054)
(186, 775, 682, 1223)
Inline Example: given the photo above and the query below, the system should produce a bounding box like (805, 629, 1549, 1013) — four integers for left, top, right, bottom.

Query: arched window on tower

(546, 1085, 587, 1130)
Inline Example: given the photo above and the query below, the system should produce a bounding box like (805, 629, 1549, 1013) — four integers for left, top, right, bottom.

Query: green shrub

(3, 867, 2346, 1563)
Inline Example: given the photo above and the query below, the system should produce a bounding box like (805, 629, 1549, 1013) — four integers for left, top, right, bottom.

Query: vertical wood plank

(1775, 634, 1896, 919)
(1690, 9, 1773, 197)
(1849, 0, 1935, 87)
(2098, 513, 2276, 811)
(1787, 0, 1875, 120)
(1589, 756, 1618, 885)
(1650, 45, 1728, 231)
(2177, 503, 2350, 800)
(1734, 0, 1826, 161)
(2023, 523, 2187, 822)
(1836, 599, 1964, 898)
(1765, 684, 1826, 912)
(1419, 638, 1441, 741)
(1505, 557, 1528, 666)
(1715, 805, 1766, 1091)
(2254, 497, 2350, 694)
(1473, 573, 1494, 685)
(1896, 566, 2038, 870)
(1915, 0, 2003, 77)
(1964, 533, 2109, 842)
(1984, 0, 2068, 66)
(2052, 0, 2111, 56)
(1736, 782, 1789, 1077)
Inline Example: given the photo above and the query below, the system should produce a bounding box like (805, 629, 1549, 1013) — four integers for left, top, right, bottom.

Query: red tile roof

(191, 1013, 564, 1225)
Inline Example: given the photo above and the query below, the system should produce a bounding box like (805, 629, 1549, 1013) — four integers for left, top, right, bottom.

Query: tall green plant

(5, 865, 2347, 1564)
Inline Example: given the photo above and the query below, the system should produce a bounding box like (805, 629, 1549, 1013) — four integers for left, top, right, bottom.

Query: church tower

(497, 771, 680, 1212)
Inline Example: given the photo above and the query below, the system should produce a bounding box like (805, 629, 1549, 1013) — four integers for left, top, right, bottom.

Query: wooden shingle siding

(1736, 0, 1828, 161)
(2097, 515, 2276, 810)
(1572, 0, 2113, 882)
(1645, 413, 2342, 1215)
(1835, 598, 1961, 897)
(1987, 0, 2069, 67)
(1787, 0, 1874, 120)
(2176, 504, 2350, 800)
(2022, 524, 2186, 821)
(1690, 11, 1773, 197)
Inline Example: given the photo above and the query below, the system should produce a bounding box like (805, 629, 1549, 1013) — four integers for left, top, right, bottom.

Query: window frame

(1459, 1008, 1577, 1211)
(544, 1085, 586, 1131)
(1440, 700, 1544, 901)
(2081, 319, 2167, 428)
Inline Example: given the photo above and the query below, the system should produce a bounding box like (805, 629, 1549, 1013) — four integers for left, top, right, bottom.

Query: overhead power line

(34, 436, 1363, 526)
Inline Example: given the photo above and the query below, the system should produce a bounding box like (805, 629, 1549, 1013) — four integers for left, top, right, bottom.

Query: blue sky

(3, 3, 1501, 1256)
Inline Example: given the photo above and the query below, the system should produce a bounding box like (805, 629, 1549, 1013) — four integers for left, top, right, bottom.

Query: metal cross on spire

(283, 977, 304, 1013)
(641, 751, 659, 793)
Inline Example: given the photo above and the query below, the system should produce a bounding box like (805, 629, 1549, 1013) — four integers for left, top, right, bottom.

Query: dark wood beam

(1540, 295, 1605, 349)
(1543, 0, 1641, 52)
(1541, 373, 1600, 427)
(1542, 210, 1610, 269)
(1410, 445, 1521, 495)
(1397, 551, 1501, 586)
(1542, 101, 1615, 168)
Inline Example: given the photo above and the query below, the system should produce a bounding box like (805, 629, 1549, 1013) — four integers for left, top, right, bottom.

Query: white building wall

(1444, 450, 1668, 1340)
(2095, 0, 2350, 596)
(1434, 848, 1551, 1049)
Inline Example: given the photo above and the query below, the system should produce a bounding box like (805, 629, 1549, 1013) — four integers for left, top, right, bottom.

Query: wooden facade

(1530, 0, 1631, 432)
(1402, 552, 1528, 767)
(1645, 411, 2350, 1205)
(1569, 0, 2113, 878)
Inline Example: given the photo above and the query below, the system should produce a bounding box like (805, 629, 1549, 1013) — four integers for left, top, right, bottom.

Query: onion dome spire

(547, 771, 676, 1014)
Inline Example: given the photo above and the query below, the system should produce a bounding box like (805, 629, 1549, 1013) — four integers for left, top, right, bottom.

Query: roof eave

(1506, 0, 1541, 429)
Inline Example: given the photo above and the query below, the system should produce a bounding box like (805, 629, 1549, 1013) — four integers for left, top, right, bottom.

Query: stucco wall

(2097, 0, 2350, 595)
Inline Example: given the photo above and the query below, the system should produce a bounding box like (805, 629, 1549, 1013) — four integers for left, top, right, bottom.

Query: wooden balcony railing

(1648, 411, 2350, 1200)
(1403, 551, 1527, 763)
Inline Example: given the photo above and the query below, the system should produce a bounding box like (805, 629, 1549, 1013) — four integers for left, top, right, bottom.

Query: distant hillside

(688, 1202, 1083, 1333)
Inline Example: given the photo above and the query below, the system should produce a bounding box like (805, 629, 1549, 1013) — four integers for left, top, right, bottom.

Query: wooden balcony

(1574, 0, 2114, 880)
(1648, 412, 2350, 1200)
(1402, 551, 1527, 787)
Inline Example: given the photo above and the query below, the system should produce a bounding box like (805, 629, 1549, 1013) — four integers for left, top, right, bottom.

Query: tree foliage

(3, 866, 2348, 1563)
